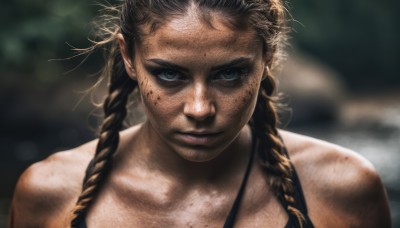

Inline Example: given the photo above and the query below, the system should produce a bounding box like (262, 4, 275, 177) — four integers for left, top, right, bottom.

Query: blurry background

(1, 0, 399, 226)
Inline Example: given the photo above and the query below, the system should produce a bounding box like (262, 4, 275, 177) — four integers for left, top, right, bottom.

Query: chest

(81, 180, 288, 227)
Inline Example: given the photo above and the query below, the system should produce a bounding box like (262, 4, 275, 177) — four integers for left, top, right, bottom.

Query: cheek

(137, 77, 159, 114)
(222, 80, 260, 122)
(240, 77, 260, 108)
(137, 77, 178, 123)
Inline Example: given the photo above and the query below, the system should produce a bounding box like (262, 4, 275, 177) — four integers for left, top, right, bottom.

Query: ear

(117, 33, 137, 80)
(262, 48, 274, 81)
(261, 65, 271, 81)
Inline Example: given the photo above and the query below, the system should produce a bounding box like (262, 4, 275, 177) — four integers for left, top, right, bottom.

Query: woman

(10, 0, 391, 227)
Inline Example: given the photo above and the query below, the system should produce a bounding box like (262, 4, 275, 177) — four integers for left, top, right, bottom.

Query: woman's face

(121, 9, 266, 162)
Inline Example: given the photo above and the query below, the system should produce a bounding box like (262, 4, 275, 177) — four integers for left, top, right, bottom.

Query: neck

(118, 122, 254, 185)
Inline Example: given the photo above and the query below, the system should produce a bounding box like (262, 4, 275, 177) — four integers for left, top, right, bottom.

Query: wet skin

(119, 9, 266, 163)
(10, 5, 391, 228)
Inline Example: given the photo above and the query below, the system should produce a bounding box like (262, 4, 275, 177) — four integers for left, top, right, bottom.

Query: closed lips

(181, 132, 221, 137)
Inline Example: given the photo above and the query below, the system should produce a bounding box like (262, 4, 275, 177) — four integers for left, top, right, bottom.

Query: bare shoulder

(279, 130, 391, 227)
(10, 140, 96, 227)
(10, 125, 141, 227)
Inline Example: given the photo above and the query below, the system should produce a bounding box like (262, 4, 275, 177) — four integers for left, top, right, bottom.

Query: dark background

(1, 0, 399, 226)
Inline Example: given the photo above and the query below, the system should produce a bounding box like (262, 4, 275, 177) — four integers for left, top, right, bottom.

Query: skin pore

(118, 7, 266, 174)
(89, 7, 392, 226)
(10, 3, 391, 228)
(98, 6, 287, 226)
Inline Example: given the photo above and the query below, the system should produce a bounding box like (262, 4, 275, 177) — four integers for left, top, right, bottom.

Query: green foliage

(289, 0, 400, 89)
(0, 0, 97, 86)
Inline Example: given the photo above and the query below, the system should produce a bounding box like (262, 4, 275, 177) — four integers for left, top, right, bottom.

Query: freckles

(140, 77, 155, 103)
(247, 90, 253, 97)
(140, 78, 149, 91)
(233, 86, 256, 113)
(146, 88, 160, 107)
(147, 90, 154, 100)
(144, 45, 149, 51)
(241, 89, 253, 103)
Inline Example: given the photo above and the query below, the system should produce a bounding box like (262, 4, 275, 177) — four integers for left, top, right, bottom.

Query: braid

(250, 73, 305, 227)
(69, 50, 137, 227)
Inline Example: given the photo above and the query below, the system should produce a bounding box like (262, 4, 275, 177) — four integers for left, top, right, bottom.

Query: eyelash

(152, 69, 185, 82)
(213, 68, 248, 85)
(148, 67, 249, 86)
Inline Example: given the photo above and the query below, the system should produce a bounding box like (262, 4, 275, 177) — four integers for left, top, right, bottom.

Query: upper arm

(11, 162, 64, 227)
(10, 150, 90, 227)
(281, 131, 391, 227)
(314, 148, 391, 227)
(332, 157, 391, 227)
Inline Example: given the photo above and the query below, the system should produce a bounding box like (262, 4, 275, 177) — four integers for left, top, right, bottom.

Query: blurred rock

(278, 53, 346, 126)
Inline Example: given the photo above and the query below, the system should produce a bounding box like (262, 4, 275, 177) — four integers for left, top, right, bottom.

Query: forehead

(137, 9, 262, 61)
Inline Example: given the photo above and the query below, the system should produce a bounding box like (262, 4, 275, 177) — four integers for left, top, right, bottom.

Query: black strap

(77, 133, 314, 228)
(223, 130, 257, 228)
(281, 146, 314, 228)
(79, 139, 257, 228)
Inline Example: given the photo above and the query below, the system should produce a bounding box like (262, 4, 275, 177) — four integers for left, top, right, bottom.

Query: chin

(176, 146, 223, 163)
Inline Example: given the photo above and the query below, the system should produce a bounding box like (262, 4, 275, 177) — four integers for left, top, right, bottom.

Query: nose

(183, 83, 216, 121)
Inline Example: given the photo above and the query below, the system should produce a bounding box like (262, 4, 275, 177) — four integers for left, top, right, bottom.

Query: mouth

(176, 131, 222, 145)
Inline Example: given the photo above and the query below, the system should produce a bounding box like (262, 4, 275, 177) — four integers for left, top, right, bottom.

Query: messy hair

(69, 1, 306, 227)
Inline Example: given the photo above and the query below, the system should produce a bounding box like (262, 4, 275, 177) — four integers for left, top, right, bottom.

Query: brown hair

(70, 0, 304, 227)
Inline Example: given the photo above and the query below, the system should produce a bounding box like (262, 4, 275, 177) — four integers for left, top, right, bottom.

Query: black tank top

(75, 134, 314, 228)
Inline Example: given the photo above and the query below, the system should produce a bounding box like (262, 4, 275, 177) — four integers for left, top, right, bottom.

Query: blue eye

(157, 69, 181, 82)
(214, 68, 247, 83)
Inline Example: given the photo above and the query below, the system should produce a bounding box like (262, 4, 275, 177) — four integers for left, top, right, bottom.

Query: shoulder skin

(9, 126, 140, 227)
(10, 141, 95, 227)
(280, 130, 391, 227)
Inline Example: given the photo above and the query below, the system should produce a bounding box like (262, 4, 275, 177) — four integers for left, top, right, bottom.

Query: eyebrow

(144, 58, 189, 73)
(210, 57, 252, 71)
(144, 57, 252, 72)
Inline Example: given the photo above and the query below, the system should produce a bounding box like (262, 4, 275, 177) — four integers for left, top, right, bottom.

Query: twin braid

(69, 50, 137, 227)
(251, 74, 305, 227)
(68, 61, 304, 227)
